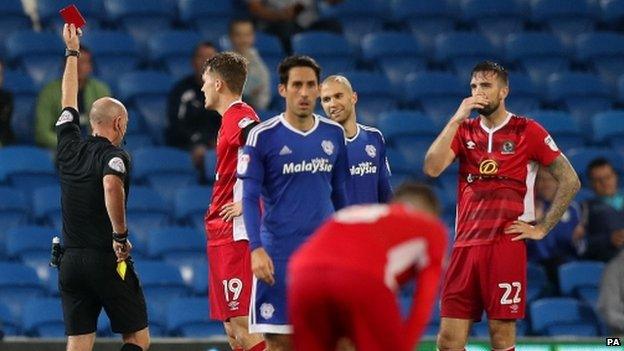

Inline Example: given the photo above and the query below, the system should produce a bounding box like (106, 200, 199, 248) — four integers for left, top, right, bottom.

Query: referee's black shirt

(55, 107, 130, 251)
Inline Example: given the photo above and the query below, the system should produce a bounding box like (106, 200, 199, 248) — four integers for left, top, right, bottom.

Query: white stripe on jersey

(359, 123, 386, 143)
(247, 116, 281, 147)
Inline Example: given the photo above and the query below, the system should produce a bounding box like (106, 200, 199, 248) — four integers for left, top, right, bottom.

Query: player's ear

(351, 91, 358, 105)
(278, 84, 286, 98)
(500, 84, 509, 100)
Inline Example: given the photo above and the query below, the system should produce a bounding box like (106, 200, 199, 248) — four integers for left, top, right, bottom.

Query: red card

(59, 5, 86, 28)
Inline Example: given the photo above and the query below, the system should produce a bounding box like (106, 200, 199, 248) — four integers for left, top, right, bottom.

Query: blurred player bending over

(424, 61, 580, 351)
(288, 182, 448, 351)
(239, 55, 349, 351)
(320, 75, 392, 204)
(201, 52, 265, 351)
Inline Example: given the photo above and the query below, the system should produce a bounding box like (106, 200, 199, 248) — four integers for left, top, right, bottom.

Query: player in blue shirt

(320, 75, 392, 205)
(238, 56, 348, 350)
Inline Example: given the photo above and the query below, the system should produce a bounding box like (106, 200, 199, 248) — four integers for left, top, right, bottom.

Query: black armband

(112, 230, 128, 243)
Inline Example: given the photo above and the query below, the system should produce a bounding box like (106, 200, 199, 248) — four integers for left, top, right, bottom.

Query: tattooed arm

(506, 154, 581, 241)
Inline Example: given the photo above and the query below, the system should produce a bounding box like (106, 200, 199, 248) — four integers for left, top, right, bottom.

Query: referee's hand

(251, 247, 275, 286)
(113, 239, 132, 262)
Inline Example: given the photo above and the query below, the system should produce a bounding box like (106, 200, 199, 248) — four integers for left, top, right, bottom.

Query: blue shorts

(249, 259, 292, 334)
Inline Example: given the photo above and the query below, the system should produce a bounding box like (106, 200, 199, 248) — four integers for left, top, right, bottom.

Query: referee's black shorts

(59, 248, 148, 335)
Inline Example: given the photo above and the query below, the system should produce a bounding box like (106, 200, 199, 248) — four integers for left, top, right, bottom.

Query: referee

(56, 24, 150, 351)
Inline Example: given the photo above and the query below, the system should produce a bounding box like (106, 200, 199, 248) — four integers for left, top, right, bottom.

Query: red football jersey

(205, 101, 260, 246)
(290, 203, 448, 346)
(450, 113, 561, 247)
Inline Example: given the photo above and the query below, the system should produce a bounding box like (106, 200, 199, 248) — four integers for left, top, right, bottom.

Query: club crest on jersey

(365, 144, 377, 158)
(321, 140, 334, 155)
(501, 140, 515, 154)
(466, 140, 476, 149)
(238, 154, 250, 175)
(479, 159, 499, 175)
(108, 157, 126, 174)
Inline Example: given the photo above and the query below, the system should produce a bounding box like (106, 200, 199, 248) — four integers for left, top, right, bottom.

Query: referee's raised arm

(61, 24, 79, 111)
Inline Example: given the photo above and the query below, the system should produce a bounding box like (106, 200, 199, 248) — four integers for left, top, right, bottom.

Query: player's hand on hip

(219, 201, 242, 222)
(62, 23, 80, 50)
(113, 239, 132, 262)
(451, 95, 489, 125)
(251, 247, 275, 285)
(505, 221, 547, 241)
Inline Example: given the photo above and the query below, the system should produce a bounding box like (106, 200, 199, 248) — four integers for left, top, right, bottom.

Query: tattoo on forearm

(542, 155, 581, 233)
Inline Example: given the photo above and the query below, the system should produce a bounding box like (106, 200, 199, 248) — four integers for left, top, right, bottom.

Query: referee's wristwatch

(112, 230, 128, 244)
(65, 48, 80, 58)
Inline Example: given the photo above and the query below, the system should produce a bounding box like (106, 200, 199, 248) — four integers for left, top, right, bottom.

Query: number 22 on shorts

(498, 281, 522, 305)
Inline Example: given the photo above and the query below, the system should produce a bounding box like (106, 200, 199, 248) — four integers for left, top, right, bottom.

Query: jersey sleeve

(239, 137, 265, 250)
(450, 123, 464, 157)
(526, 120, 561, 166)
(331, 130, 349, 210)
(55, 107, 81, 151)
(377, 133, 393, 203)
(228, 109, 260, 148)
(102, 150, 130, 183)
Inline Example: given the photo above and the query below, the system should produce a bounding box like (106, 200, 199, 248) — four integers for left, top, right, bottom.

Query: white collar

(480, 112, 512, 134)
(279, 113, 320, 136)
(346, 124, 361, 143)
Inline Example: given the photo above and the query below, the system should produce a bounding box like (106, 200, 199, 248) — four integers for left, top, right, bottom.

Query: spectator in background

(528, 168, 584, 284)
(597, 249, 624, 335)
(229, 19, 271, 110)
(166, 42, 221, 181)
(0, 60, 15, 146)
(583, 158, 624, 262)
(35, 46, 110, 150)
(246, 0, 343, 54)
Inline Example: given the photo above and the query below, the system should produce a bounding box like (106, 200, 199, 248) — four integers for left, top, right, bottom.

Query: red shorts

(207, 240, 253, 321)
(288, 264, 408, 351)
(440, 235, 526, 321)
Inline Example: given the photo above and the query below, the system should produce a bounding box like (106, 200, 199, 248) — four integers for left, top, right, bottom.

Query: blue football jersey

(345, 124, 392, 205)
(239, 113, 349, 259)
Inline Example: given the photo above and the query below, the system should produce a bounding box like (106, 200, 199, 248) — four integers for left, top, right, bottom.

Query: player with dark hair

(288, 182, 447, 351)
(239, 55, 349, 351)
(320, 75, 392, 204)
(201, 52, 265, 351)
(424, 61, 580, 351)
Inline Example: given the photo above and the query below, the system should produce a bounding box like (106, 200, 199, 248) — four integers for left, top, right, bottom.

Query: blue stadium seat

(343, 71, 397, 126)
(127, 186, 171, 253)
(529, 110, 583, 152)
(567, 148, 624, 184)
(5, 31, 64, 87)
(6, 226, 55, 266)
(391, 0, 455, 54)
(81, 31, 139, 87)
(385, 148, 413, 177)
(191, 261, 208, 296)
(461, 0, 524, 49)
(3, 70, 38, 143)
(423, 299, 441, 336)
(505, 33, 568, 86)
(0, 187, 28, 245)
(147, 30, 202, 80)
(132, 146, 196, 202)
(361, 32, 426, 89)
(166, 297, 223, 337)
(403, 72, 465, 119)
(527, 262, 549, 302)
(134, 261, 189, 326)
(558, 261, 604, 297)
(147, 226, 205, 262)
(576, 32, 624, 89)
(103, 0, 174, 47)
(174, 185, 212, 229)
(377, 111, 438, 153)
(47, 268, 59, 297)
(117, 71, 174, 144)
(530, 298, 598, 336)
(592, 111, 624, 146)
(0, 262, 45, 320)
(547, 73, 612, 131)
(32, 186, 61, 230)
(0, 301, 19, 336)
(22, 297, 64, 337)
(600, 0, 624, 28)
(319, 0, 385, 48)
(178, 0, 231, 43)
(0, 1, 32, 47)
(435, 32, 498, 81)
(506, 73, 540, 113)
(147, 302, 167, 337)
(203, 149, 217, 184)
(220, 31, 285, 74)
(292, 32, 354, 73)
(0, 146, 56, 192)
(38, 0, 104, 32)
(531, 0, 595, 48)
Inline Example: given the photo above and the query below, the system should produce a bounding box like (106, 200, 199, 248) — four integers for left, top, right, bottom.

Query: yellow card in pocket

(117, 260, 127, 280)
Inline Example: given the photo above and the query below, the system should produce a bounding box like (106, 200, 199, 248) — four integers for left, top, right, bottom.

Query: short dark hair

(194, 41, 216, 57)
(587, 157, 615, 179)
(203, 51, 248, 95)
(229, 18, 254, 34)
(471, 60, 508, 86)
(393, 181, 441, 216)
(278, 55, 321, 85)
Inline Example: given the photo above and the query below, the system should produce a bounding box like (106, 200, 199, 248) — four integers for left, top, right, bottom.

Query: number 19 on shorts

(498, 281, 522, 305)
(222, 278, 243, 302)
